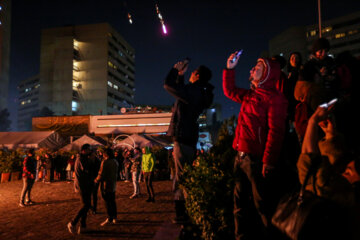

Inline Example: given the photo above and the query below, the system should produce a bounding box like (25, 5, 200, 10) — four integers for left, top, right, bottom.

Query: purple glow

(162, 24, 167, 34)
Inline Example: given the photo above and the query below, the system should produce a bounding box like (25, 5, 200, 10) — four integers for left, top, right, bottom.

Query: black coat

(164, 68, 214, 148)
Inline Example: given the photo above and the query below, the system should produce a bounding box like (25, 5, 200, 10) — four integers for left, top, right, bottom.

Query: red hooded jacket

(223, 58, 288, 166)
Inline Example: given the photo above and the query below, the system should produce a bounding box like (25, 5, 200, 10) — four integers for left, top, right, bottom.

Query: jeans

(20, 177, 35, 203)
(66, 170, 73, 181)
(103, 191, 117, 221)
(92, 182, 100, 212)
(132, 171, 140, 195)
(125, 166, 130, 181)
(233, 152, 276, 240)
(72, 190, 91, 227)
(144, 172, 154, 198)
(172, 141, 196, 201)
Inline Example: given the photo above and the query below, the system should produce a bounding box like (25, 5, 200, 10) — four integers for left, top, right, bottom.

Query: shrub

(180, 116, 237, 240)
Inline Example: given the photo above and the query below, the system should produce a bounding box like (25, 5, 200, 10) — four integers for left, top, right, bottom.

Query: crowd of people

(18, 143, 157, 235)
(18, 36, 360, 239)
(223, 37, 360, 240)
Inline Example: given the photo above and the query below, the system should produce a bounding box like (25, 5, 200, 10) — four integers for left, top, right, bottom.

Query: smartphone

(319, 98, 338, 108)
(231, 49, 243, 63)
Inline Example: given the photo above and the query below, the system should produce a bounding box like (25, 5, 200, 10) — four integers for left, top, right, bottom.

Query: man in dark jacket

(223, 52, 288, 239)
(94, 148, 118, 226)
(19, 148, 36, 207)
(164, 59, 214, 223)
(67, 144, 94, 235)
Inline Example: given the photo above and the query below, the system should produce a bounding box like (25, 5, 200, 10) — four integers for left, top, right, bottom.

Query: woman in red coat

(223, 52, 288, 240)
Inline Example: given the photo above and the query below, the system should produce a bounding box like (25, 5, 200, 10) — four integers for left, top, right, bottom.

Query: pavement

(0, 179, 181, 240)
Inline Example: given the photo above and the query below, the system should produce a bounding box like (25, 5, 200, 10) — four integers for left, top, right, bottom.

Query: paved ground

(0, 179, 180, 240)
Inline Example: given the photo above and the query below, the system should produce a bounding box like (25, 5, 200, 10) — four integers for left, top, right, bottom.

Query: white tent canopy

(60, 135, 106, 152)
(0, 131, 65, 150)
(114, 134, 171, 149)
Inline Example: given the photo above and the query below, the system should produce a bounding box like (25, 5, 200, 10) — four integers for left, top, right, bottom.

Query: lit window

(73, 39, 79, 50)
(322, 26, 332, 33)
(348, 30, 358, 35)
(107, 81, 113, 87)
(21, 101, 26, 105)
(310, 30, 317, 36)
(72, 101, 78, 111)
(335, 33, 346, 39)
(108, 61, 117, 69)
(114, 84, 118, 90)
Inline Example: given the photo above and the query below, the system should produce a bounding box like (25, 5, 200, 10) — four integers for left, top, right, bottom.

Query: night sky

(8, 0, 360, 130)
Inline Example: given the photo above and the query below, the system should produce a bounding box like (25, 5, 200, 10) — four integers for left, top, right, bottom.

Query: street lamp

(318, 0, 322, 37)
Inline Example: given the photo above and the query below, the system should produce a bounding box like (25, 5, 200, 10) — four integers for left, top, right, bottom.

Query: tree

(0, 108, 11, 131)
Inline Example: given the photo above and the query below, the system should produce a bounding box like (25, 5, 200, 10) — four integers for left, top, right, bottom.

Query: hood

(256, 58, 281, 90)
(143, 146, 151, 154)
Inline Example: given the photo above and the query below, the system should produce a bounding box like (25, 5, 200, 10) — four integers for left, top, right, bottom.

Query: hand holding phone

(319, 98, 338, 108)
(231, 49, 243, 63)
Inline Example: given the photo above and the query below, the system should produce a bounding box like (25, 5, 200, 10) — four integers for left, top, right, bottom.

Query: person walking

(94, 148, 119, 226)
(164, 59, 214, 223)
(91, 147, 102, 214)
(129, 147, 142, 199)
(223, 52, 288, 239)
(67, 144, 94, 235)
(142, 146, 155, 202)
(19, 148, 37, 207)
(43, 153, 52, 183)
(123, 149, 132, 182)
(66, 154, 75, 182)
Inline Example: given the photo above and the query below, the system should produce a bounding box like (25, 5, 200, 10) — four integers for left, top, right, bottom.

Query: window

(72, 101, 79, 112)
(335, 33, 346, 39)
(322, 26, 332, 33)
(107, 81, 113, 87)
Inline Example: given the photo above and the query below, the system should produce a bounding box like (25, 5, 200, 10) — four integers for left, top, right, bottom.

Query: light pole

(318, 0, 322, 37)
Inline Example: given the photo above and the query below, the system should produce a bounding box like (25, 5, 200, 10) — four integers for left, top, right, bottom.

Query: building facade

(17, 75, 40, 130)
(269, 11, 360, 66)
(39, 23, 135, 116)
(0, 0, 11, 111)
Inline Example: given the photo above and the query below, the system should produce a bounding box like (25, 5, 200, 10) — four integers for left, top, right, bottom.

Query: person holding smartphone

(223, 52, 288, 239)
(164, 58, 214, 224)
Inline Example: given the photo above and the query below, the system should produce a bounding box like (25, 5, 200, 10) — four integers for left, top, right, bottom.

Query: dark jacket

(74, 153, 94, 193)
(22, 155, 36, 179)
(299, 55, 338, 100)
(164, 68, 214, 148)
(223, 58, 288, 166)
(95, 158, 118, 192)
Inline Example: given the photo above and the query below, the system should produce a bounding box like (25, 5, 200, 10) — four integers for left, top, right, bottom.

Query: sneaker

(100, 218, 113, 226)
(146, 197, 155, 202)
(77, 225, 87, 234)
(19, 202, 26, 207)
(67, 222, 76, 234)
